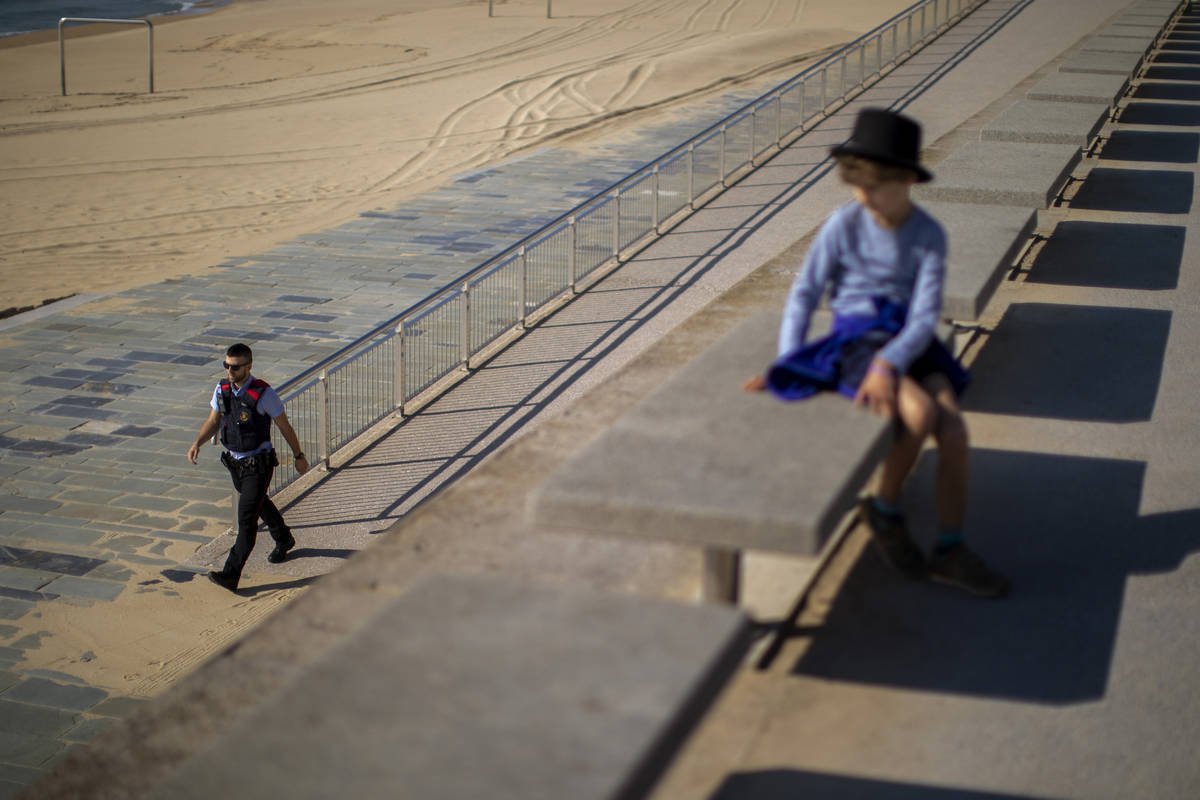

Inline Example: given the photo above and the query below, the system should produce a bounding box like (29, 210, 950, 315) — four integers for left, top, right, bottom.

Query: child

(746, 107, 1008, 598)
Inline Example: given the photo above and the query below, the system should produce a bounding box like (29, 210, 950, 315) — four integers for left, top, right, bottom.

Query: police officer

(187, 343, 309, 592)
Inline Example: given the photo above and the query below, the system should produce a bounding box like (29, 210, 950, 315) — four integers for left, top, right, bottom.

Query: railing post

(750, 108, 758, 165)
(394, 322, 406, 415)
(518, 246, 528, 328)
(775, 94, 783, 146)
(612, 189, 621, 260)
(858, 44, 865, 87)
(687, 144, 695, 209)
(318, 369, 331, 471)
(719, 125, 727, 185)
(460, 283, 471, 371)
(799, 79, 807, 129)
(892, 24, 898, 65)
(652, 165, 661, 233)
(821, 67, 828, 111)
(568, 216, 577, 294)
(876, 34, 882, 75)
(488, 0, 493, 16)
(907, 15, 913, 54)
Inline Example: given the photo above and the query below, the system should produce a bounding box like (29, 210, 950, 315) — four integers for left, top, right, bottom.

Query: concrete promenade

(7, 0, 1200, 797)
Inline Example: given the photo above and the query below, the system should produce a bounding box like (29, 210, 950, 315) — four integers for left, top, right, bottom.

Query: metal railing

(269, 0, 986, 490)
(59, 18, 154, 95)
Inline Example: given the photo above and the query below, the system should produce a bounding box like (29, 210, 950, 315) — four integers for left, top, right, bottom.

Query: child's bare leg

(877, 376, 937, 504)
(924, 374, 969, 530)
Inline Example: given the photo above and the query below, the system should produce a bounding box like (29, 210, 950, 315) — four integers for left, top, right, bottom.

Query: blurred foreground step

(152, 573, 752, 800)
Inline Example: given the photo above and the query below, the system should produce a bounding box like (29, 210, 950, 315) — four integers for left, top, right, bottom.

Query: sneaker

(929, 544, 1010, 598)
(267, 530, 296, 564)
(859, 498, 926, 580)
(207, 570, 240, 593)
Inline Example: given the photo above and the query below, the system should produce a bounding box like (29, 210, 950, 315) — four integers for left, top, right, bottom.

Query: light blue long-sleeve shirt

(778, 201, 947, 373)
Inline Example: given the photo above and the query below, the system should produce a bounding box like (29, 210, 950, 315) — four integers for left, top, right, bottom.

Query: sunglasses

(223, 361, 250, 371)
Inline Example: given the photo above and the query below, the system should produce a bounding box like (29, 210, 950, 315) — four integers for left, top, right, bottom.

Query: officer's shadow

(790, 448, 1200, 704)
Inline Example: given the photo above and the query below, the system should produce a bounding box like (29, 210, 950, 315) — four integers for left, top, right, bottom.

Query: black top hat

(830, 108, 933, 183)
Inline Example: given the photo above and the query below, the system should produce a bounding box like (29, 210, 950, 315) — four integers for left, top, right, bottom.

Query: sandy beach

(0, 0, 914, 314)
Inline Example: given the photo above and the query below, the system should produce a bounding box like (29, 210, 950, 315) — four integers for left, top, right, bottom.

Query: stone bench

(1060, 50, 1145, 76)
(151, 573, 752, 800)
(916, 140, 1083, 208)
(921, 202, 1037, 322)
(1082, 35, 1157, 57)
(1026, 70, 1131, 108)
(530, 312, 892, 603)
(980, 98, 1110, 147)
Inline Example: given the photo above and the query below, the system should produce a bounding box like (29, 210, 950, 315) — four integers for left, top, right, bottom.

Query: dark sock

(935, 529, 964, 554)
(872, 496, 903, 518)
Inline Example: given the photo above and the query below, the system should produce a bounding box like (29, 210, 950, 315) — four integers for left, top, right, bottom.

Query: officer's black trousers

(220, 451, 289, 578)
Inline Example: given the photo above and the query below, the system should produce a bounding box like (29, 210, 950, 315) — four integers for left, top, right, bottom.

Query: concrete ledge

(980, 99, 1110, 146)
(1026, 71, 1130, 107)
(529, 312, 891, 556)
(921, 202, 1037, 321)
(152, 574, 752, 800)
(1060, 50, 1145, 75)
(1100, 24, 1162, 44)
(1081, 35, 1155, 56)
(915, 140, 1082, 208)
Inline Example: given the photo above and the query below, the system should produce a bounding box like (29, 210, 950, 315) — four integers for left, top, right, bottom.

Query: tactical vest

(218, 378, 273, 453)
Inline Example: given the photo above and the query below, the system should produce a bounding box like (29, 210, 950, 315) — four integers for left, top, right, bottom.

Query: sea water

(0, 0, 228, 38)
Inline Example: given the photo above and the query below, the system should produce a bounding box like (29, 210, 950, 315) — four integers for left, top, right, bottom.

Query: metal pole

(460, 283, 471, 370)
(687, 144, 695, 208)
(567, 216, 577, 293)
(719, 126, 727, 185)
(651, 166, 660, 233)
(547, 0, 552, 18)
(612, 190, 621, 260)
(518, 247, 528, 328)
(318, 369, 331, 470)
(775, 94, 783, 146)
(394, 322, 406, 414)
(750, 108, 758, 166)
(489, 0, 493, 16)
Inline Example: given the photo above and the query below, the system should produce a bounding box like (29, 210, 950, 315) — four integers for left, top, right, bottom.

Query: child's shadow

(790, 448, 1200, 703)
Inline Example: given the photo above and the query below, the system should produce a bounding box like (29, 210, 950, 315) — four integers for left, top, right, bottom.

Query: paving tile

(89, 696, 151, 719)
(0, 699, 79, 737)
(0, 495, 60, 515)
(37, 576, 123, 602)
(0, 599, 34, 621)
(0, 729, 64, 768)
(107, 495, 187, 513)
(61, 716, 116, 742)
(0, 566, 56, 593)
(0, 762, 44, 788)
(3, 678, 107, 712)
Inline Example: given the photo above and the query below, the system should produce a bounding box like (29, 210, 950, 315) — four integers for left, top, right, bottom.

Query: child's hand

(743, 375, 768, 392)
(854, 360, 897, 417)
